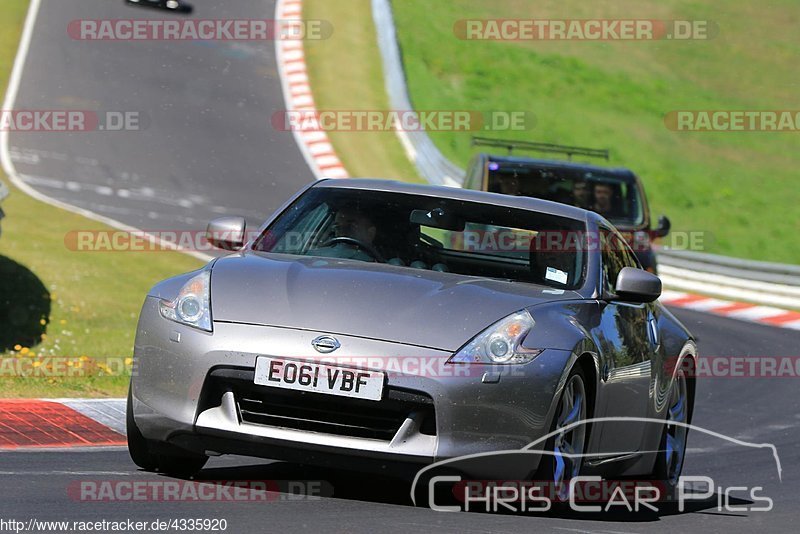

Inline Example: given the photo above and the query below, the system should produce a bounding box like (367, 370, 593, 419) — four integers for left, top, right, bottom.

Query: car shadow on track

(0, 255, 50, 352)
(194, 461, 410, 505)
(192, 461, 752, 522)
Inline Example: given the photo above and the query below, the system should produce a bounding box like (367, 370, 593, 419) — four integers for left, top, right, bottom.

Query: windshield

(254, 187, 587, 290)
(487, 163, 644, 227)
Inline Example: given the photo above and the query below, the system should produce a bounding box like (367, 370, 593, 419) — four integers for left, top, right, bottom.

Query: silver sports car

(127, 179, 696, 496)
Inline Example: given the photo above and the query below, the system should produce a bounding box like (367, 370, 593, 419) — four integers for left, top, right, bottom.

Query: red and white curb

(60, 398, 127, 435)
(275, 0, 349, 180)
(660, 290, 800, 330)
(0, 399, 125, 450)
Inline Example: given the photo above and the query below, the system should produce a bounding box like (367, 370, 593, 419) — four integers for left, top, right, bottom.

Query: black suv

(464, 137, 670, 273)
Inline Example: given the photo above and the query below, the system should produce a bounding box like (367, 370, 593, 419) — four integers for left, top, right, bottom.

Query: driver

(310, 204, 379, 262)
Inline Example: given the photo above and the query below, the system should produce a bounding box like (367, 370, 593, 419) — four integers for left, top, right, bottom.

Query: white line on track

(0, 0, 212, 262)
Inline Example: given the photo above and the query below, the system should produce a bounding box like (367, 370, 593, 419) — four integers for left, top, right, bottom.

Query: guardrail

(656, 249, 800, 309)
(657, 249, 800, 286)
(372, 0, 464, 187)
(371, 0, 800, 309)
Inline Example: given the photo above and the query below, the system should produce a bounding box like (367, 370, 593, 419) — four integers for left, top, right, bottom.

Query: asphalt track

(6, 0, 311, 233)
(2, 0, 799, 532)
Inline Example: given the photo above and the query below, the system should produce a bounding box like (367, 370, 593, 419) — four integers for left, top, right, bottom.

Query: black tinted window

(487, 163, 644, 226)
(254, 187, 588, 290)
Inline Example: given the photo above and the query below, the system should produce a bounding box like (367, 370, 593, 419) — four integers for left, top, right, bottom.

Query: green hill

(390, 0, 800, 263)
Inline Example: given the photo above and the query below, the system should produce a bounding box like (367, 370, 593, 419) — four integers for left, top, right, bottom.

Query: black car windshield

(487, 162, 644, 227)
(253, 187, 587, 290)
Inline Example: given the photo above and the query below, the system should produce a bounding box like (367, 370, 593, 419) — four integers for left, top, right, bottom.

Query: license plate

(254, 357, 385, 401)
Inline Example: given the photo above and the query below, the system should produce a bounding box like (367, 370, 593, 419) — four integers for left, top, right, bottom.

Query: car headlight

(447, 310, 540, 365)
(158, 271, 212, 332)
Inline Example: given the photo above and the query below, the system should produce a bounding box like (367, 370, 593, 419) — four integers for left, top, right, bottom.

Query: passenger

(497, 175, 521, 195)
(572, 179, 591, 209)
(593, 183, 616, 216)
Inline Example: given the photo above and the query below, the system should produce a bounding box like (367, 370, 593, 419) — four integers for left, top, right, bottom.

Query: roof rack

(471, 136, 610, 161)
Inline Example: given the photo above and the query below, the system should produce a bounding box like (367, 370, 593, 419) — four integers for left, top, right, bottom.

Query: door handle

(647, 316, 660, 352)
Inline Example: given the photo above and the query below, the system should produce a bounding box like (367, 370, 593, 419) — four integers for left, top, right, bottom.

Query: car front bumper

(131, 297, 572, 479)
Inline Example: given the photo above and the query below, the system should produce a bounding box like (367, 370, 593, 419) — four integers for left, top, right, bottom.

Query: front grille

(201, 368, 436, 441)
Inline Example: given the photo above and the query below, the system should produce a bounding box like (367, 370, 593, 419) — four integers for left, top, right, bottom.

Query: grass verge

(390, 0, 800, 264)
(303, 0, 423, 182)
(0, 186, 202, 397)
(301, 0, 800, 263)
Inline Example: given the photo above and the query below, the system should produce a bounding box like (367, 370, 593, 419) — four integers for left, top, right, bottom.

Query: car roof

(483, 154, 636, 181)
(312, 178, 592, 223)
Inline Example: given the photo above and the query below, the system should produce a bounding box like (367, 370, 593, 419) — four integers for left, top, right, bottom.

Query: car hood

(210, 252, 582, 352)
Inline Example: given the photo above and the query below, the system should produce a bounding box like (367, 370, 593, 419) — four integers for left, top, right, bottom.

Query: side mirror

(652, 215, 671, 238)
(206, 217, 246, 250)
(614, 267, 662, 303)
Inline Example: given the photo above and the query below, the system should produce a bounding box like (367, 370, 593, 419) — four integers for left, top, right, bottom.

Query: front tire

(126, 387, 159, 471)
(126, 387, 208, 477)
(156, 453, 208, 478)
(650, 367, 690, 496)
(541, 367, 588, 502)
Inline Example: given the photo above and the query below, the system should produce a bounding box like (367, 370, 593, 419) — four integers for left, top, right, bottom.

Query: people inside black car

(592, 183, 616, 217)
(572, 179, 591, 209)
